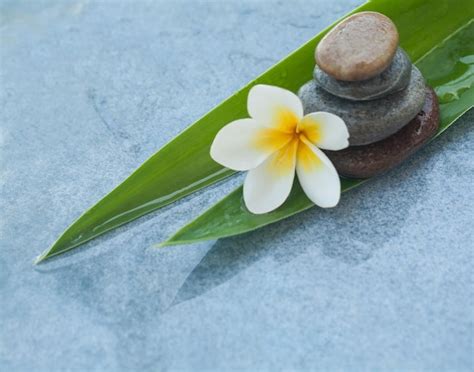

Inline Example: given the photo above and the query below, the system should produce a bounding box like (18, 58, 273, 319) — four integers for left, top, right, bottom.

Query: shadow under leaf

(171, 115, 473, 306)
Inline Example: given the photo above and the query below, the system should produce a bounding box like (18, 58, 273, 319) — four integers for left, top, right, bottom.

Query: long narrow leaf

(162, 6, 474, 246)
(38, 0, 473, 262)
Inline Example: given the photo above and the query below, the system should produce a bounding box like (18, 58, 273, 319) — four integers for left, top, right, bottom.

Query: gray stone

(325, 87, 440, 179)
(314, 48, 412, 101)
(298, 66, 426, 145)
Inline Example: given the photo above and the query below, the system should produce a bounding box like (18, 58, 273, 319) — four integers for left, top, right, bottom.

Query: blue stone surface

(0, 0, 472, 370)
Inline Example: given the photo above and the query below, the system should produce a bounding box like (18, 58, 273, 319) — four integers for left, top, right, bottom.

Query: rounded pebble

(314, 48, 412, 101)
(316, 11, 399, 81)
(298, 66, 426, 146)
(325, 87, 439, 179)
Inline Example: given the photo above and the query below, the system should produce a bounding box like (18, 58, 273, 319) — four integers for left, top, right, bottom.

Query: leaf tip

(33, 252, 48, 265)
(154, 240, 172, 248)
(33, 245, 56, 265)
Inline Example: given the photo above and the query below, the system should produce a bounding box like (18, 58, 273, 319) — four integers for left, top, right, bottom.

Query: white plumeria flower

(210, 84, 350, 214)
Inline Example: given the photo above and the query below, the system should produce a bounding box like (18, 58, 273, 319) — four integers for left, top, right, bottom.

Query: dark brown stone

(325, 87, 440, 179)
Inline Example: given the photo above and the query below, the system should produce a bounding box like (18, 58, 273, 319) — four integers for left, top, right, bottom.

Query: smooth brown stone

(316, 11, 399, 81)
(325, 87, 439, 179)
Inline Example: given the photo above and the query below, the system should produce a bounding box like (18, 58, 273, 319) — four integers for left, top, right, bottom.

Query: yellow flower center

(254, 109, 323, 174)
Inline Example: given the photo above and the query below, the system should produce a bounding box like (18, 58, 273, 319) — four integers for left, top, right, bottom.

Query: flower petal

(243, 139, 298, 214)
(296, 140, 341, 208)
(210, 118, 285, 171)
(248, 85, 304, 132)
(298, 112, 349, 150)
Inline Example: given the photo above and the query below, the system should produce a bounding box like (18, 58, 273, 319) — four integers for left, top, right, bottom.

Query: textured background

(1, 0, 473, 370)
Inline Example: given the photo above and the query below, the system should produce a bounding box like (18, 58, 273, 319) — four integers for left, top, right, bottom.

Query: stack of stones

(298, 11, 439, 178)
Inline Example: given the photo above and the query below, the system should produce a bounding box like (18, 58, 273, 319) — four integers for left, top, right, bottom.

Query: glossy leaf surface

(163, 5, 474, 246)
(38, 0, 474, 261)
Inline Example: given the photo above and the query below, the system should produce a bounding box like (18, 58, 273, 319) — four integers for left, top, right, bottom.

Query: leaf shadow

(170, 115, 472, 307)
(170, 183, 399, 306)
(31, 237, 207, 370)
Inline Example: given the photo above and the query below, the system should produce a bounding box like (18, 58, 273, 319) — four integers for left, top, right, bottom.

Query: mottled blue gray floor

(1, 0, 473, 371)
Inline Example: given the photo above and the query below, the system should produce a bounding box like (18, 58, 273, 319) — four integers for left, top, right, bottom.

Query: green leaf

(162, 6, 474, 246)
(37, 0, 474, 262)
